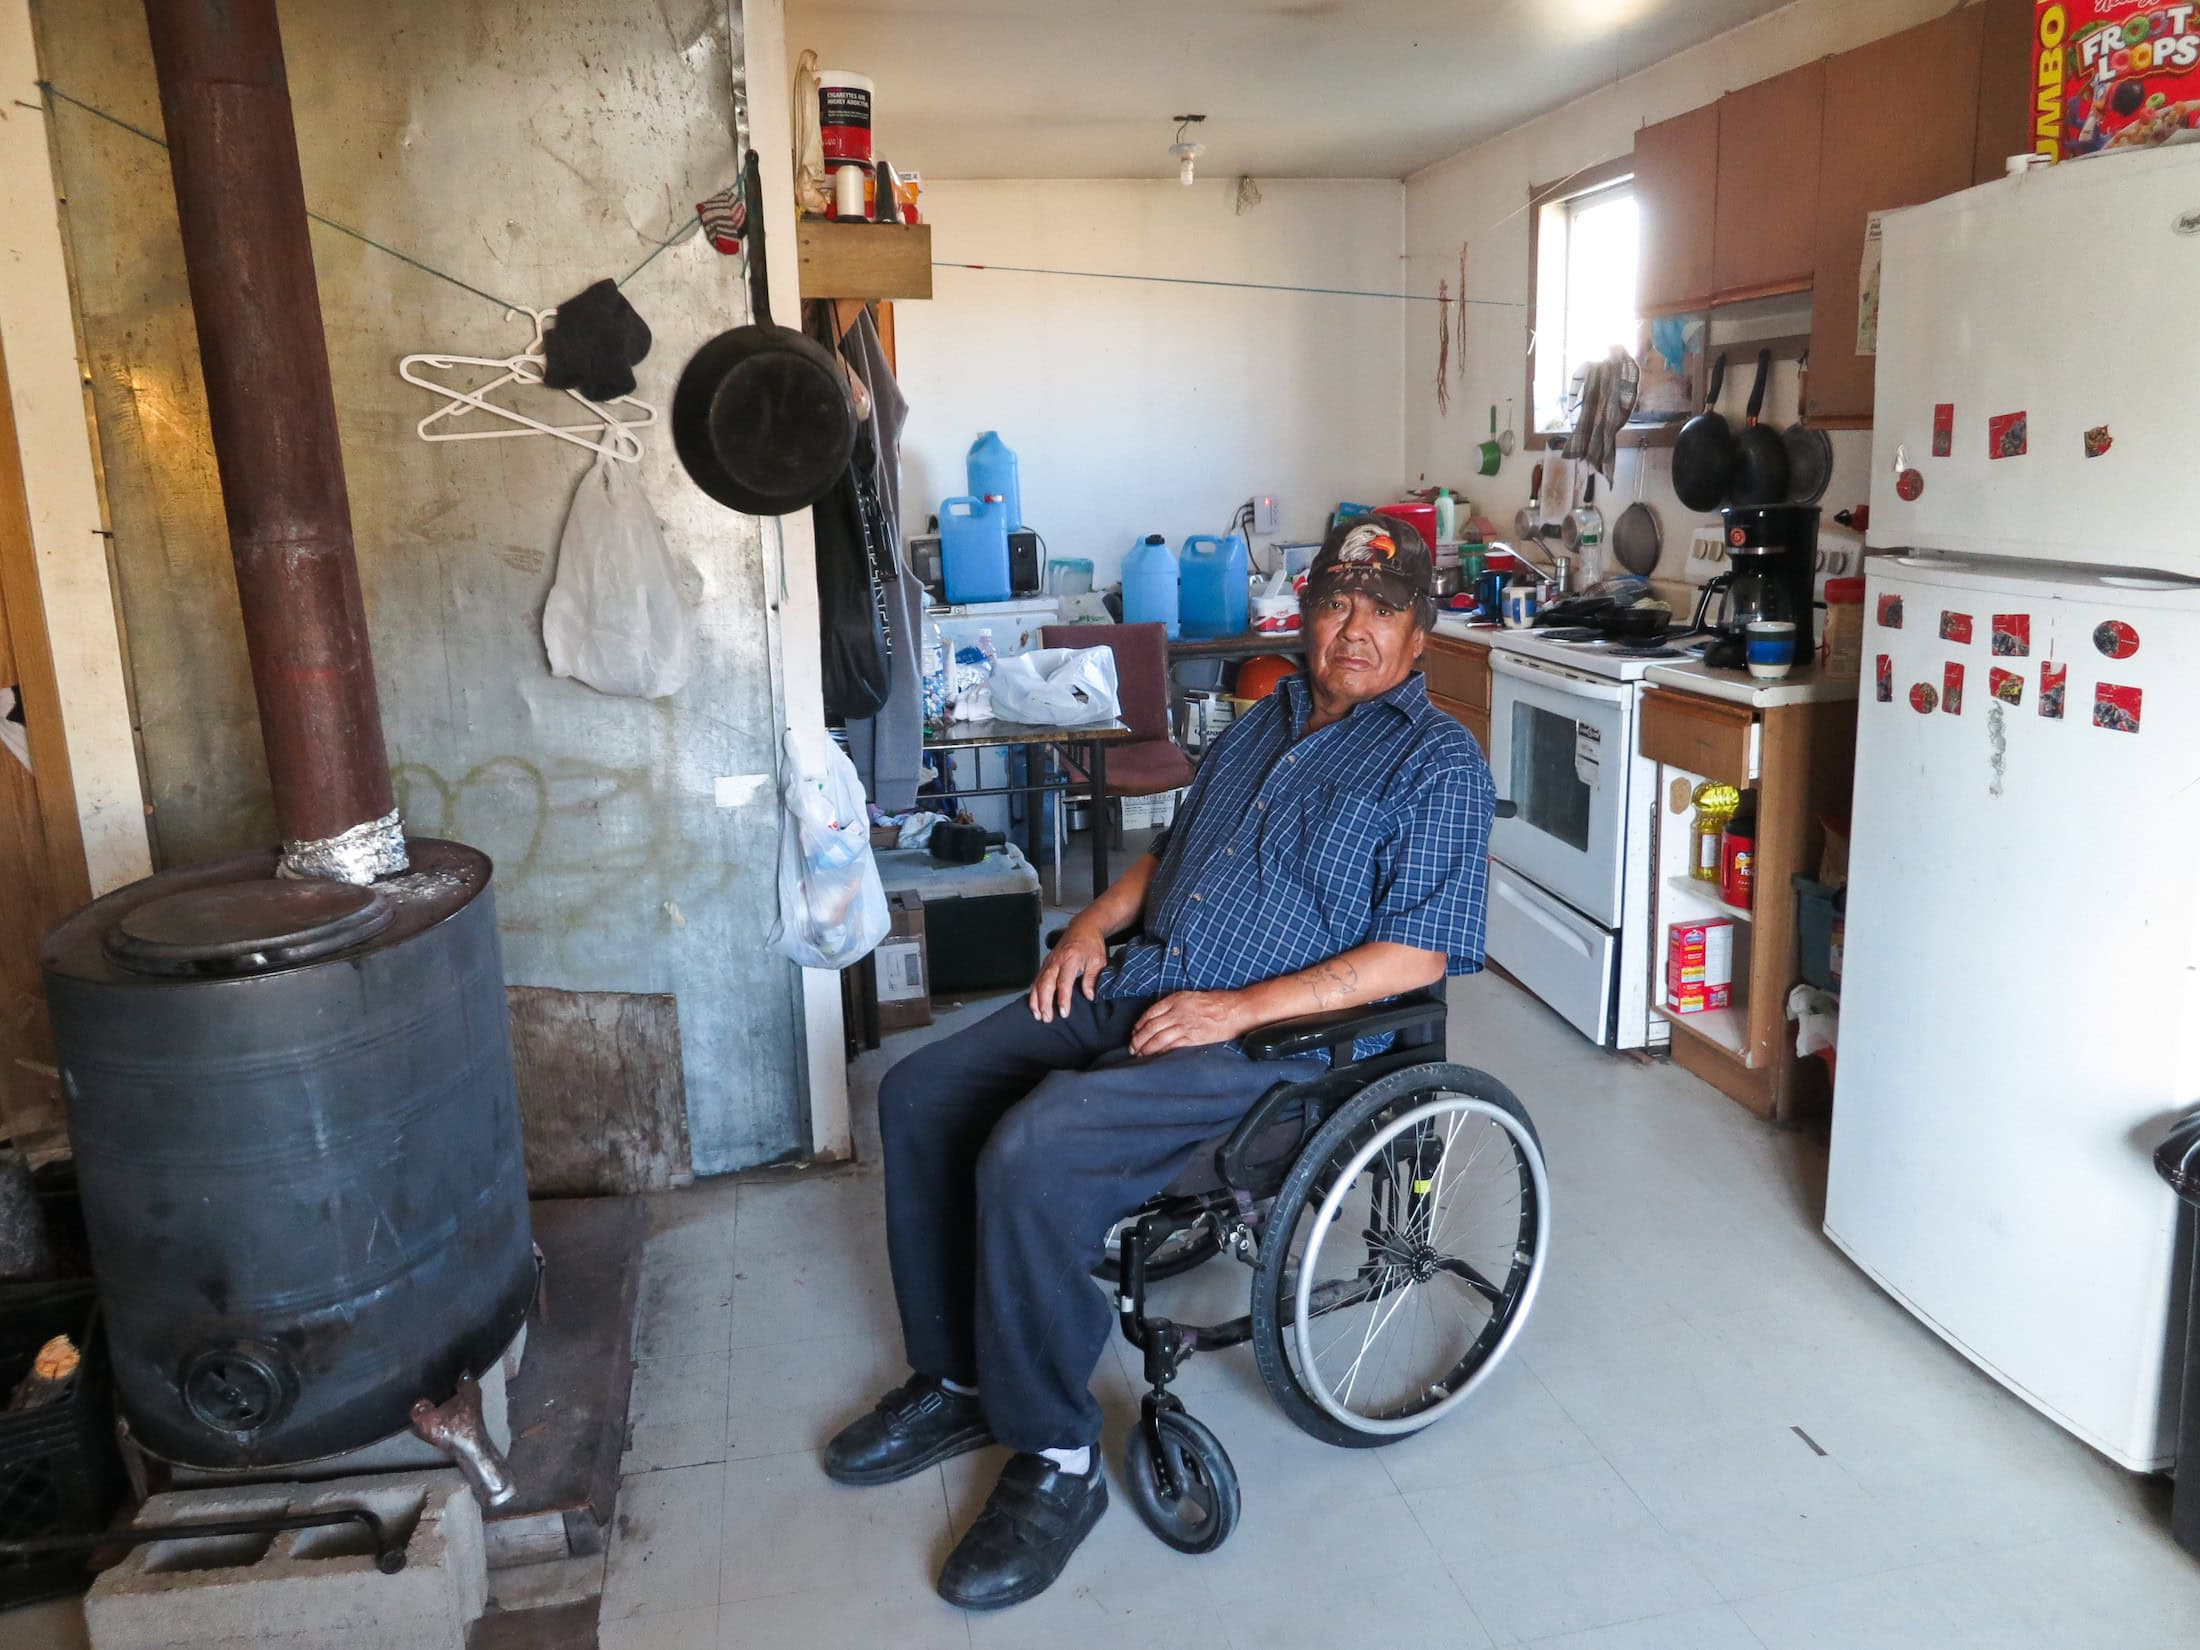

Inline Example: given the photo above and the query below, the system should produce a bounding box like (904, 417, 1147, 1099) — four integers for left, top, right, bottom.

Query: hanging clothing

(837, 308, 924, 811)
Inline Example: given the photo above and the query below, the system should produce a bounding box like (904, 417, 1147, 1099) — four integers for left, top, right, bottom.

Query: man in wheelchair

(829, 516, 1498, 1609)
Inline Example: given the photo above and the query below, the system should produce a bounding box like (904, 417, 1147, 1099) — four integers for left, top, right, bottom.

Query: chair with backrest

(1040, 621, 1194, 847)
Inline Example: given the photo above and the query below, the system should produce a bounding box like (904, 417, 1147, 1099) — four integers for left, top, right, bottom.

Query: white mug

(1501, 584, 1540, 629)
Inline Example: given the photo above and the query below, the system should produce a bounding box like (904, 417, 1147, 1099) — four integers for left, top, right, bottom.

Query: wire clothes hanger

(398, 305, 658, 462)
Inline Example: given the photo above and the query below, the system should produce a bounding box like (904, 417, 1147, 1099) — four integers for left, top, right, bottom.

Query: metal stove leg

(409, 1372, 517, 1508)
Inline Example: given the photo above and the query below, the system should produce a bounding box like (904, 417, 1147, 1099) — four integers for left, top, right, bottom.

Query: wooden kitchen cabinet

(1423, 634, 1493, 759)
(1974, 0, 2038, 184)
(1710, 60, 1825, 303)
(1807, 6, 1986, 422)
(1634, 104, 1719, 314)
(1644, 685, 1856, 1124)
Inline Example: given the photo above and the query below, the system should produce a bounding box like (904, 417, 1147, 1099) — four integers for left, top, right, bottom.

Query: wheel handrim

(1287, 1094, 1549, 1434)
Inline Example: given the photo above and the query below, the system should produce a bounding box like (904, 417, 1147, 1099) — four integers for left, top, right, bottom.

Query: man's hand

(1130, 990, 1256, 1057)
(1029, 918, 1109, 1022)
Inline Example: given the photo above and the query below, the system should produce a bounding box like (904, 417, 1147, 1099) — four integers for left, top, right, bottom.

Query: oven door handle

(1489, 651, 1637, 705)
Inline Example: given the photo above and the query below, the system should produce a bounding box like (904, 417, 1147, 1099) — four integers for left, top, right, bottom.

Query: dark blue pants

(877, 992, 1315, 1453)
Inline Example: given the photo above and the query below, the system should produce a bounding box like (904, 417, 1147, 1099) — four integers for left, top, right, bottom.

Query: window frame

(1524, 154, 1636, 441)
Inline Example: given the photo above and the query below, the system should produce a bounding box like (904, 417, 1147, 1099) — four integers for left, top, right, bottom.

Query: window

(1529, 171, 1639, 435)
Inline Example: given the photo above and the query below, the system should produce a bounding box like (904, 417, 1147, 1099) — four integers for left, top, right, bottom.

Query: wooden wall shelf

(796, 220, 933, 301)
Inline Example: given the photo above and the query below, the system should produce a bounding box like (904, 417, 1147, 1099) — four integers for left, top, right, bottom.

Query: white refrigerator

(1828, 147, 2200, 1471)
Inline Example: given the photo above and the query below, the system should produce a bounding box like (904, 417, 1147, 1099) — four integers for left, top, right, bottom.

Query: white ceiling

(783, 0, 1799, 181)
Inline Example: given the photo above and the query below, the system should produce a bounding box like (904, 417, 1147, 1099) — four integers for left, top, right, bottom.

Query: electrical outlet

(1252, 494, 1280, 534)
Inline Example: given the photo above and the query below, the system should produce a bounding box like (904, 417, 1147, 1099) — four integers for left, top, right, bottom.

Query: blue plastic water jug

(1121, 534, 1180, 639)
(1179, 533, 1250, 639)
(940, 496, 1011, 604)
(966, 432, 1023, 531)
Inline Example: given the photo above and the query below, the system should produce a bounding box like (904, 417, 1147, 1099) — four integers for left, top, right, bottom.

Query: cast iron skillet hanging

(1727, 348, 1790, 508)
(1781, 351, 1833, 505)
(1670, 353, 1733, 513)
(674, 150, 856, 516)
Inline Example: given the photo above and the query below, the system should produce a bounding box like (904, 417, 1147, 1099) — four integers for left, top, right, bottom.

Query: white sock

(1039, 1444, 1091, 1475)
(940, 1376, 977, 1397)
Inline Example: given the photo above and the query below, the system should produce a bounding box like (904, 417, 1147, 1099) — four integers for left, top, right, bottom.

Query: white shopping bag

(543, 453, 695, 699)
(772, 733, 890, 970)
(988, 646, 1121, 727)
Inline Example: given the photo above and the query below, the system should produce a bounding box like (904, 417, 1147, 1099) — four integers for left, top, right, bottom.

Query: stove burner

(1534, 627, 1603, 642)
(1610, 645, 1687, 659)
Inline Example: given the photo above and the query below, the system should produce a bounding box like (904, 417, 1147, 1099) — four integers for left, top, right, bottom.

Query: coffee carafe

(1704, 504, 1820, 667)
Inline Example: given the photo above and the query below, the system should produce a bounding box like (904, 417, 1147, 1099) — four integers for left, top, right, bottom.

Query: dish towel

(1564, 348, 1637, 483)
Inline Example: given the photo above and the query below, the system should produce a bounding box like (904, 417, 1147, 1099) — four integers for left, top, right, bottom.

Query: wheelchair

(1095, 980, 1550, 1555)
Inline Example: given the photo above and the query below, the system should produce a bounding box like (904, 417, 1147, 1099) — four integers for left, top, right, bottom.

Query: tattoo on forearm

(1309, 960, 1360, 1010)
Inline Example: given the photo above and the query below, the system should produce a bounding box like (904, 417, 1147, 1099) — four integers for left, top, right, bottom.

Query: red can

(1721, 829, 1755, 910)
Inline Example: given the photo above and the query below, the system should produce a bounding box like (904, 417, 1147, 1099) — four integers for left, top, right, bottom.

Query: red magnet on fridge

(1942, 661, 1965, 714)
(2040, 661, 2067, 719)
(1895, 468, 1925, 501)
(1875, 654, 1893, 703)
(1877, 594, 1905, 629)
(1990, 667, 2024, 705)
(1910, 682, 1938, 714)
(2084, 424, 2113, 458)
(2095, 682, 2143, 733)
(2094, 619, 2140, 660)
(1990, 614, 2030, 657)
(1939, 611, 1973, 644)
(1931, 402, 1954, 457)
(1988, 411, 2028, 459)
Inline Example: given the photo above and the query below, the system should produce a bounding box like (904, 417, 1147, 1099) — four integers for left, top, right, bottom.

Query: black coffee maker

(1701, 504, 1820, 669)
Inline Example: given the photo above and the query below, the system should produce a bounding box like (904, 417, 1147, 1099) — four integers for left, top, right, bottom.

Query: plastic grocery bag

(543, 452, 694, 699)
(989, 646, 1121, 727)
(772, 733, 889, 970)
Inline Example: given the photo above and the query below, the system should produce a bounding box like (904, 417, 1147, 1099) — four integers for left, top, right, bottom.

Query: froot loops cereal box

(2034, 4, 2200, 160)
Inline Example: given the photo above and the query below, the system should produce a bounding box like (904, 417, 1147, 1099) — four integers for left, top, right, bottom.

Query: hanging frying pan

(1670, 352, 1733, 513)
(1611, 450, 1663, 576)
(1782, 351, 1833, 506)
(1727, 348, 1790, 509)
(674, 150, 856, 516)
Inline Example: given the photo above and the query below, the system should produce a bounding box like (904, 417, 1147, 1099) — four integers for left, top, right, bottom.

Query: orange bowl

(1233, 653, 1297, 700)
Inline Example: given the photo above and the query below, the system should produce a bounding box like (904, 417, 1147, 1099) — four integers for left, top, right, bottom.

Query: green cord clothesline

(38, 80, 699, 317)
(930, 260, 1525, 309)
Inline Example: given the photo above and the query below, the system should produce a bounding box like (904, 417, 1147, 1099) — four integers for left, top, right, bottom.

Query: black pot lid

(104, 877, 394, 978)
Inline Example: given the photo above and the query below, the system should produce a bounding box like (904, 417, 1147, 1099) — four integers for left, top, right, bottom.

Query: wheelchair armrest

(1235, 987, 1447, 1062)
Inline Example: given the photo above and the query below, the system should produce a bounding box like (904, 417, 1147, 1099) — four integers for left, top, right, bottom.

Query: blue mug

(1745, 620, 1797, 681)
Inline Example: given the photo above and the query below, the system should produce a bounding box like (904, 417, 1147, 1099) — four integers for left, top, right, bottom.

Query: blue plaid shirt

(1103, 670, 1494, 1030)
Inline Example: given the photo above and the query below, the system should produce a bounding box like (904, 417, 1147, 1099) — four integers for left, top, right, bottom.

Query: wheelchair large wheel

(1122, 1408, 1240, 1553)
(1249, 1063, 1548, 1448)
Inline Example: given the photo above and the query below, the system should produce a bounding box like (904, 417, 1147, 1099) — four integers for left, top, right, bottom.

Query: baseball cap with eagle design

(1305, 514, 1434, 611)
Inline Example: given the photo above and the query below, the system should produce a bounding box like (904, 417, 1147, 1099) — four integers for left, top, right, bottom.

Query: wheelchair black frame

(1112, 992, 1448, 1497)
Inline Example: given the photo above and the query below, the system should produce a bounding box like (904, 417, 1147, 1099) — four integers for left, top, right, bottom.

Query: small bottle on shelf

(1690, 782, 1740, 882)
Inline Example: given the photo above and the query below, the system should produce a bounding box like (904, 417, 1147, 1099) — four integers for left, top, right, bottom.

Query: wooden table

(923, 719, 1136, 902)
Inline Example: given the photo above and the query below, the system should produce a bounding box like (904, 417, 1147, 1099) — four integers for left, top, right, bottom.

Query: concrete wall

(32, 0, 817, 1173)
(1403, 0, 1967, 583)
(897, 179, 1407, 588)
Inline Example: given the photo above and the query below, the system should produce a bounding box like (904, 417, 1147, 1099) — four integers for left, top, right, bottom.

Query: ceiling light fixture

(1171, 114, 1206, 186)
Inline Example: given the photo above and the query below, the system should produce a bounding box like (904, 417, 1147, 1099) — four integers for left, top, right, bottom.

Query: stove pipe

(142, 0, 404, 882)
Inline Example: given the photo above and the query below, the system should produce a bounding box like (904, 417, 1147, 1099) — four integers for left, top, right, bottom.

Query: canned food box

(2033, 4, 2200, 161)
(1666, 919, 1735, 992)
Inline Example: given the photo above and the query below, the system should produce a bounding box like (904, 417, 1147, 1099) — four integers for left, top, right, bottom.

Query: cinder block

(86, 1469, 485, 1650)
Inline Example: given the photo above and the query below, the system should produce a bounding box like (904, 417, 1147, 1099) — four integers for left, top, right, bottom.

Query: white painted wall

(1403, 0, 1974, 586)
(896, 179, 1407, 589)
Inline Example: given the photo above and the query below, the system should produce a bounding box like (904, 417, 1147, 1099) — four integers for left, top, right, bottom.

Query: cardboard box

(875, 891, 931, 1030)
(2033, 4, 2200, 163)
(1666, 918, 1735, 1014)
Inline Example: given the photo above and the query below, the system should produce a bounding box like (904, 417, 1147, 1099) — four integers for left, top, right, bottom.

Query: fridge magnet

(1990, 613, 2031, 656)
(1990, 666, 2024, 706)
(2094, 682, 2143, 734)
(1988, 411, 2028, 460)
(1942, 661, 1965, 715)
(1939, 611, 1974, 644)
(1877, 593, 1904, 628)
(2040, 661, 2067, 720)
(1909, 682, 1938, 714)
(2084, 424, 2114, 458)
(1875, 654, 1893, 702)
(1895, 467, 1925, 501)
(1931, 402, 1954, 457)
(2094, 619, 2140, 660)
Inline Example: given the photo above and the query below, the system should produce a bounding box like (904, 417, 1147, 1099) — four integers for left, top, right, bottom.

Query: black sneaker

(823, 1374, 993, 1487)
(937, 1452, 1109, 1611)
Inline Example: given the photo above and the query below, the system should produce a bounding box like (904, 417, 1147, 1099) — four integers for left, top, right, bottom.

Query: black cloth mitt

(542, 279, 653, 402)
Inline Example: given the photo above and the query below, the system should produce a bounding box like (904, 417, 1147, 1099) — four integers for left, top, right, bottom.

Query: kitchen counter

(1644, 658, 1860, 708)
(1429, 618, 1502, 648)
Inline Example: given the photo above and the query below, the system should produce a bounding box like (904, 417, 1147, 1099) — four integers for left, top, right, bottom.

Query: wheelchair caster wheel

(1123, 1409, 1239, 1554)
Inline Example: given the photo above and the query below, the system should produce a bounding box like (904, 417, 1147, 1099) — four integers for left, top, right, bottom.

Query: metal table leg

(1022, 742, 1046, 869)
(1089, 741, 1110, 902)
